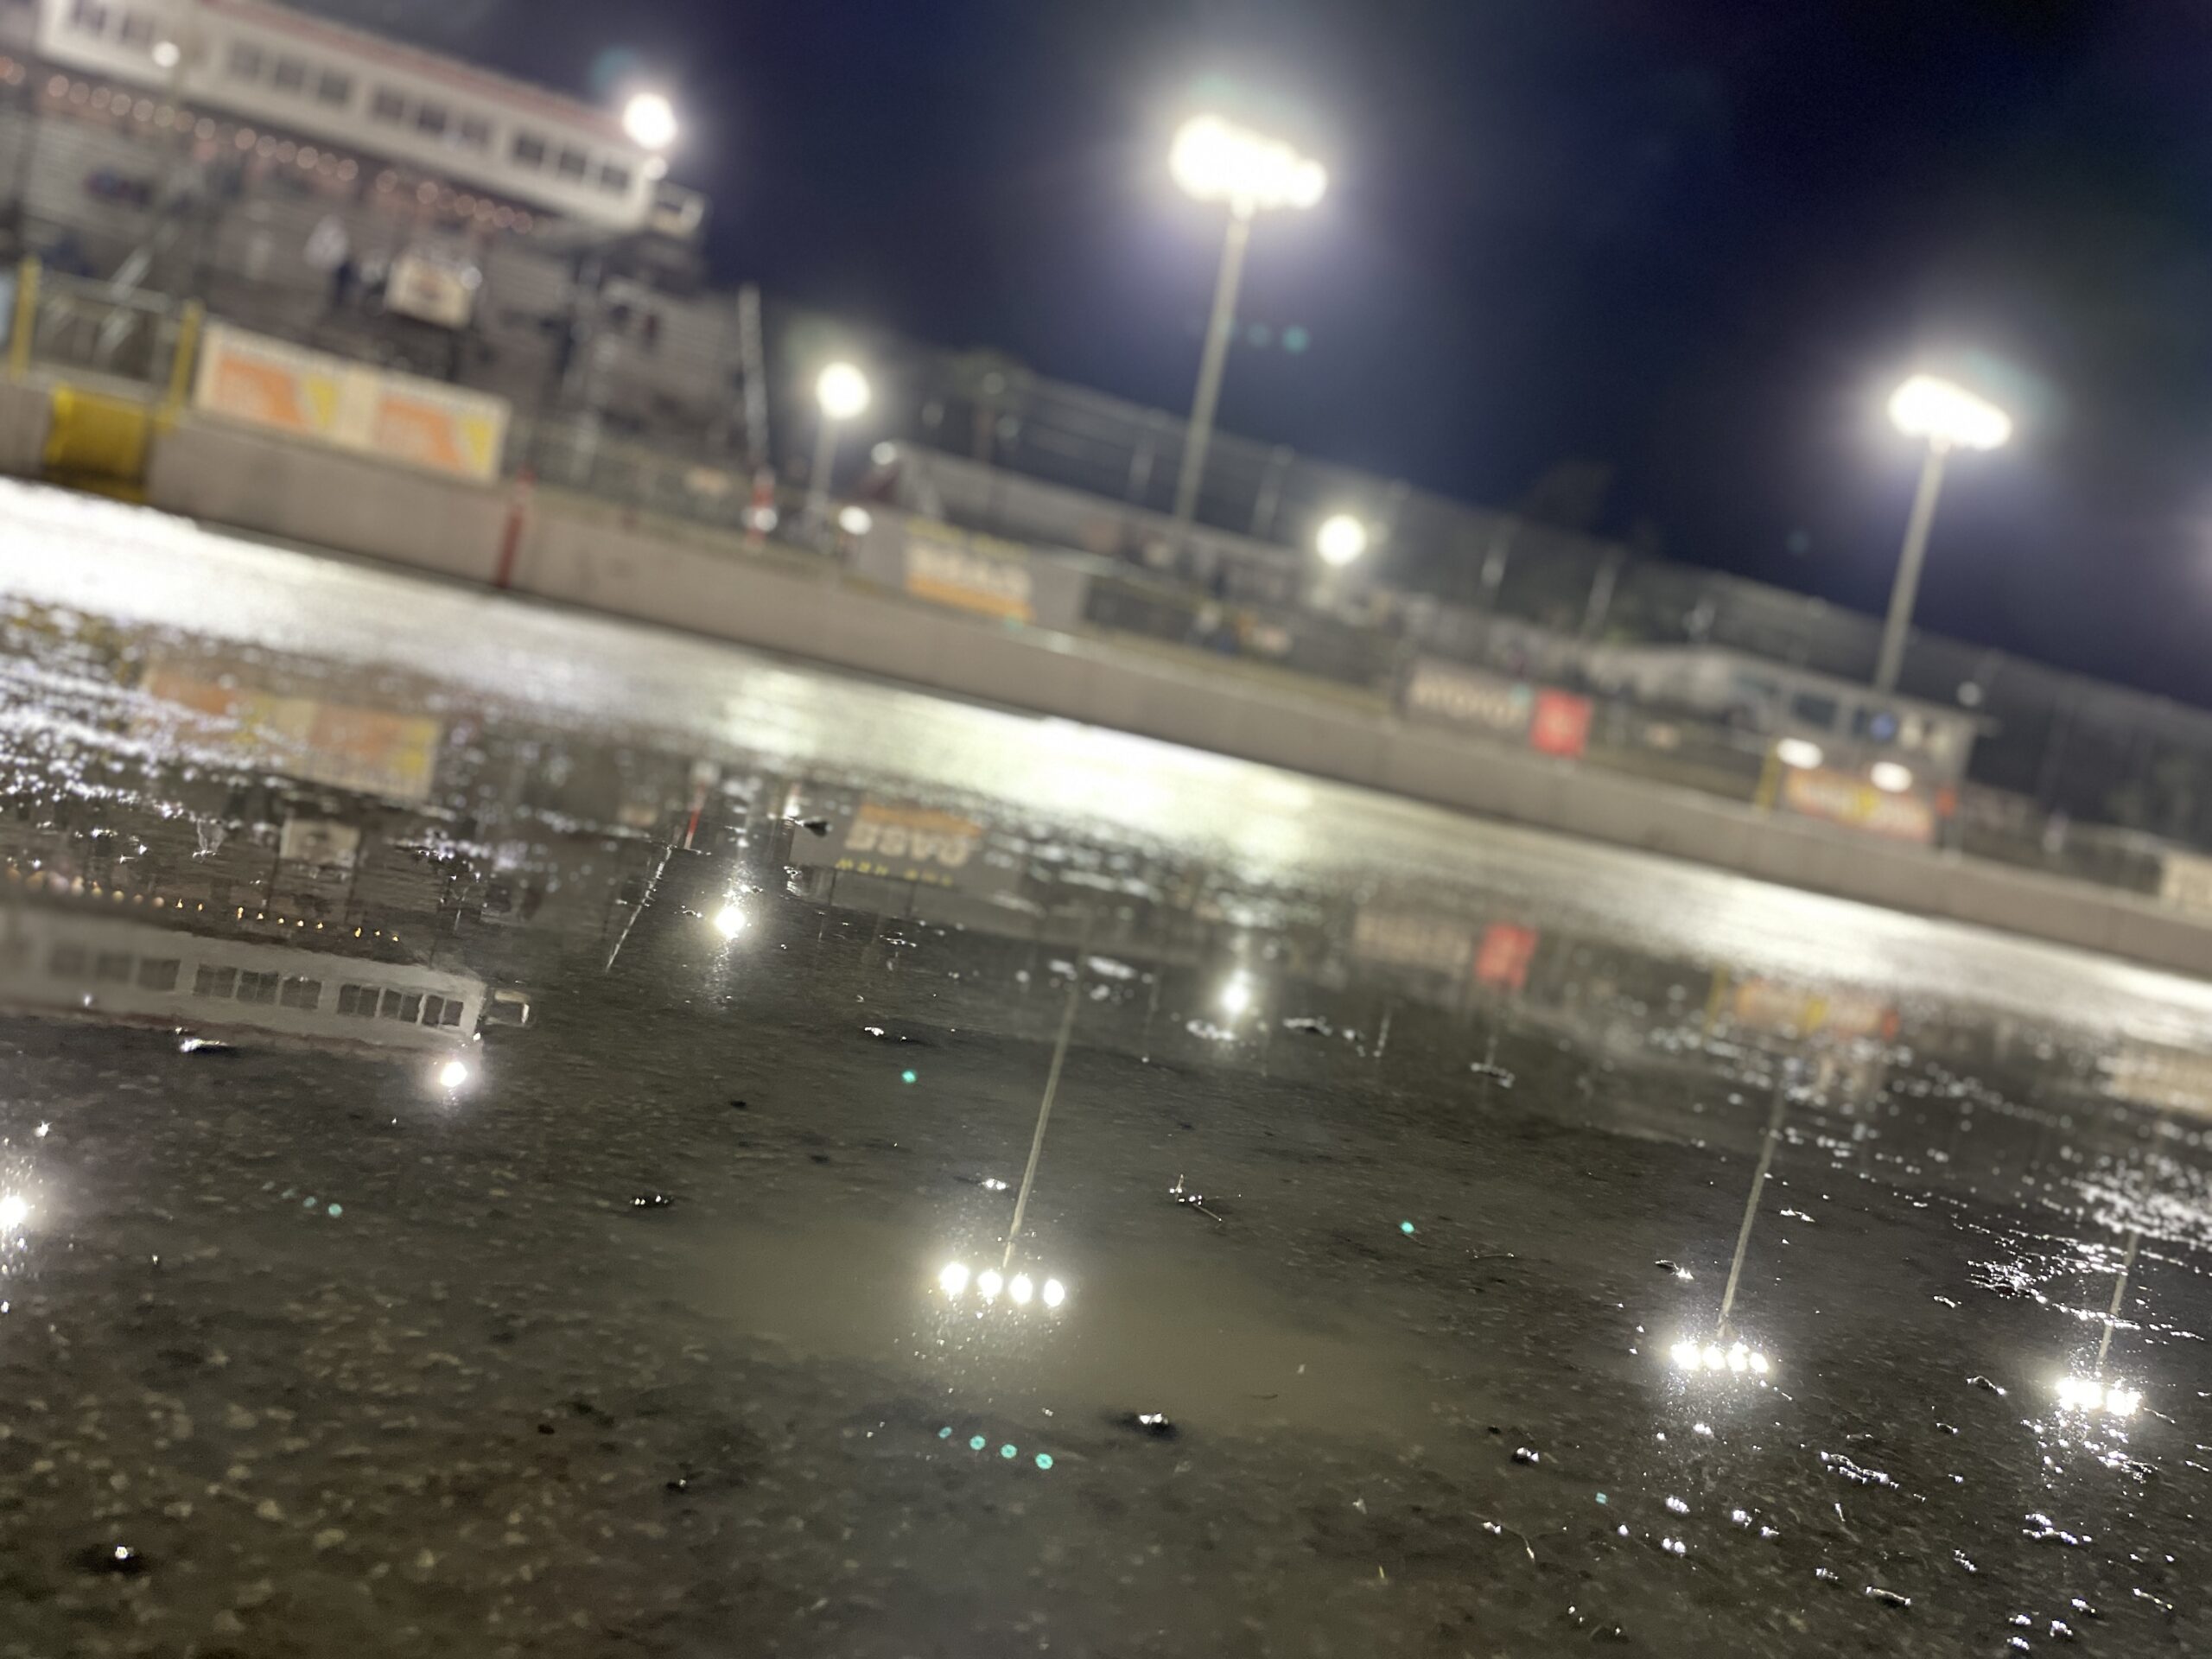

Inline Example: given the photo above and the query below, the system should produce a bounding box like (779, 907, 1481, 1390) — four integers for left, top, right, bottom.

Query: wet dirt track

(0, 481, 2208, 1656)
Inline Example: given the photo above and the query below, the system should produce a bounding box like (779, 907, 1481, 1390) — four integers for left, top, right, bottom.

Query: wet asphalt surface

(0, 483, 2209, 1656)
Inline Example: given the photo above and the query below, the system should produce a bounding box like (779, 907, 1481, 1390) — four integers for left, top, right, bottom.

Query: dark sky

(327, 0, 2212, 702)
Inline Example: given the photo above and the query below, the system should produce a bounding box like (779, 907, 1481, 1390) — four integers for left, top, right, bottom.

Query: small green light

(999, 1443, 1017, 1459)
(938, 1427, 952, 1440)
(901, 1069, 918, 1085)
(969, 1435, 986, 1452)
(1400, 1220, 1415, 1236)
(1034, 1452, 1054, 1471)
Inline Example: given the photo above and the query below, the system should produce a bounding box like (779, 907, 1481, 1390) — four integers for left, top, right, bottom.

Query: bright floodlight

(0, 1194, 25, 1233)
(150, 39, 180, 69)
(1775, 737, 1824, 771)
(1889, 374, 2011, 452)
(1219, 975, 1254, 1018)
(938, 1262, 970, 1298)
(622, 91, 678, 152)
(976, 1268, 1004, 1300)
(816, 361, 871, 421)
(1009, 1274, 1034, 1306)
(1042, 1277, 1066, 1308)
(1316, 513, 1369, 568)
(436, 1058, 470, 1091)
(1869, 760, 1914, 794)
(836, 505, 874, 537)
(712, 903, 746, 940)
(1171, 114, 1326, 213)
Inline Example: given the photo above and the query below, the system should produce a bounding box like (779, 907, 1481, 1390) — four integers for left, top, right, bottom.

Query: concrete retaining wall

(0, 379, 49, 476)
(15, 404, 2210, 979)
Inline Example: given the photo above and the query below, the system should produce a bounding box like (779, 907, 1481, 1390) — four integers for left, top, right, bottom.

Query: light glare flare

(1009, 1274, 1034, 1306)
(0, 1194, 25, 1233)
(712, 903, 746, 940)
(1870, 760, 1914, 794)
(1316, 513, 1369, 568)
(1776, 737, 1824, 771)
(836, 505, 874, 537)
(817, 361, 871, 421)
(1170, 114, 1326, 213)
(436, 1058, 470, 1091)
(1219, 975, 1255, 1019)
(1889, 373, 2012, 452)
(621, 91, 678, 152)
(938, 1262, 969, 1298)
(976, 1268, 1004, 1300)
(1042, 1277, 1066, 1308)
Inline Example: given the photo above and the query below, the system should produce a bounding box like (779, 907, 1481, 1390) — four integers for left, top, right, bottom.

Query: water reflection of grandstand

(0, 891, 493, 1050)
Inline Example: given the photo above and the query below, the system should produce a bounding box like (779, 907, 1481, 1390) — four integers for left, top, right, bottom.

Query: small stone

(1512, 1447, 1541, 1465)
(313, 1529, 346, 1550)
(235, 1580, 276, 1609)
(213, 1611, 245, 1636)
(254, 1498, 283, 1522)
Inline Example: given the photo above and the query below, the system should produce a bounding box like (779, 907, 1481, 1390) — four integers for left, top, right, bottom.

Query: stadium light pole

(808, 361, 871, 529)
(1876, 374, 2011, 693)
(1166, 115, 1325, 530)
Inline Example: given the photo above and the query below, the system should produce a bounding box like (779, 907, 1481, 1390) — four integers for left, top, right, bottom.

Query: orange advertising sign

(1779, 766, 1937, 844)
(137, 658, 442, 804)
(193, 324, 505, 481)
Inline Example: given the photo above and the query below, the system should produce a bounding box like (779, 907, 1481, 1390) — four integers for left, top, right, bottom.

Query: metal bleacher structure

(4, 0, 2212, 880)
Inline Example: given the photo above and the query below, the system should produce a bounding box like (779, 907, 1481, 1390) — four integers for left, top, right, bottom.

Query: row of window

(224, 31, 634, 200)
(41, 942, 463, 1026)
(60, 2, 641, 203)
(67, 0, 156, 49)
(225, 41, 353, 110)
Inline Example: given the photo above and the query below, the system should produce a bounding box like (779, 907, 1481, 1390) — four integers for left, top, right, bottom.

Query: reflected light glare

(436, 1058, 470, 1091)
(1701, 1344, 1726, 1371)
(976, 1268, 1004, 1300)
(1869, 760, 1914, 794)
(1776, 737, 1824, 771)
(712, 903, 746, 940)
(1219, 976, 1254, 1018)
(1009, 1274, 1034, 1306)
(1669, 1340, 1700, 1370)
(1889, 373, 2012, 451)
(836, 505, 874, 537)
(938, 1262, 969, 1299)
(2105, 1386, 2142, 1418)
(150, 39, 179, 69)
(1726, 1344, 1750, 1374)
(1749, 1351, 1770, 1376)
(1170, 114, 1326, 213)
(1042, 1277, 1066, 1309)
(816, 361, 871, 421)
(0, 1194, 25, 1233)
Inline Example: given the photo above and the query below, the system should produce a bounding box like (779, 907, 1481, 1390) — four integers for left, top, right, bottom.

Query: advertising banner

(194, 323, 506, 481)
(900, 522, 1035, 623)
(787, 798, 1018, 895)
(1778, 766, 1938, 844)
(1529, 690, 1594, 759)
(137, 656, 442, 804)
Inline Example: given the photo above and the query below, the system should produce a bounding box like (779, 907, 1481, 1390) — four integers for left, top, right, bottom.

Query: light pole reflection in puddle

(2053, 1228, 2146, 1420)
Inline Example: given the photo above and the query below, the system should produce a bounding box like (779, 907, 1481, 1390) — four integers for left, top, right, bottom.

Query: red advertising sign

(1529, 690, 1593, 759)
(1474, 922, 1540, 991)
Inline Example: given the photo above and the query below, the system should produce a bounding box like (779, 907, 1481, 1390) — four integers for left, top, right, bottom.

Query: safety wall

(16, 406, 2212, 981)
(193, 323, 508, 482)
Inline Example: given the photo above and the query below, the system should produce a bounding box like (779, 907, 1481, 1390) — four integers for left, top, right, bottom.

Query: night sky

(313, 1, 2212, 702)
